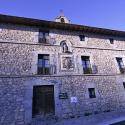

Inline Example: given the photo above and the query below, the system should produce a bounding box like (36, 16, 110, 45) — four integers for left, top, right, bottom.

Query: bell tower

(55, 10, 70, 23)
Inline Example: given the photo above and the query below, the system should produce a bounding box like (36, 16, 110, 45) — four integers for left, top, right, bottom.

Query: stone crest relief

(61, 56, 74, 70)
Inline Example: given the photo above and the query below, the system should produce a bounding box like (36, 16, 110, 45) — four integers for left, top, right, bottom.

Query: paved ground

(110, 120, 125, 125)
(30, 110, 125, 125)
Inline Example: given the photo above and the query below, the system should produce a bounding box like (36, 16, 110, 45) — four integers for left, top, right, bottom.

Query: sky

(0, 0, 125, 31)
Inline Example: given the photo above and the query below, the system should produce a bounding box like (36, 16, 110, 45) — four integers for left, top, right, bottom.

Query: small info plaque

(59, 93, 68, 99)
(71, 97, 78, 103)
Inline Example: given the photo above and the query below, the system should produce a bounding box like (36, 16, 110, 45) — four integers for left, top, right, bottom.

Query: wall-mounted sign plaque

(71, 97, 78, 103)
(59, 93, 68, 99)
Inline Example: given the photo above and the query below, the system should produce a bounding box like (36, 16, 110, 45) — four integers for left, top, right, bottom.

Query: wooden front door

(32, 85, 55, 117)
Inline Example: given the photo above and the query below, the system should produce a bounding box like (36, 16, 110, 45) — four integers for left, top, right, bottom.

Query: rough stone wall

(0, 76, 125, 125)
(0, 42, 125, 75)
(58, 76, 121, 118)
(50, 29, 125, 50)
(0, 24, 38, 43)
(0, 23, 125, 125)
(0, 24, 125, 50)
(0, 43, 60, 75)
(0, 78, 25, 125)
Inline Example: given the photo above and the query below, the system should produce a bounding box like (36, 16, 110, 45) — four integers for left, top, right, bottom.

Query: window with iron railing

(81, 56, 92, 74)
(37, 54, 50, 75)
(81, 56, 98, 74)
(116, 57, 125, 74)
(38, 30, 49, 43)
(37, 54, 56, 75)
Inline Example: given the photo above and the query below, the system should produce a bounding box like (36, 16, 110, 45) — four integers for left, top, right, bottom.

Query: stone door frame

(24, 78, 61, 124)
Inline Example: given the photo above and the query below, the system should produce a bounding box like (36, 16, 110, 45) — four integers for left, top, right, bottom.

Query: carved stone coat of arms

(62, 57, 74, 70)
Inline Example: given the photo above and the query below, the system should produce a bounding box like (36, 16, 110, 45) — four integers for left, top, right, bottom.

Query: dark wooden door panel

(32, 85, 55, 117)
(45, 93, 55, 114)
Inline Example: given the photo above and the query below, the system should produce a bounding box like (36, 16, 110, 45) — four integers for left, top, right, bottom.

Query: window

(88, 88, 96, 98)
(109, 38, 114, 44)
(116, 57, 125, 74)
(81, 56, 92, 74)
(38, 30, 49, 43)
(123, 82, 125, 89)
(61, 18, 65, 23)
(37, 54, 50, 75)
(79, 35, 85, 41)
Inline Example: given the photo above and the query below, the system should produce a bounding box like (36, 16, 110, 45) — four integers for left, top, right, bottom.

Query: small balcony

(83, 65, 98, 74)
(119, 67, 125, 74)
(37, 65, 56, 75)
(38, 36, 56, 45)
(38, 37, 47, 44)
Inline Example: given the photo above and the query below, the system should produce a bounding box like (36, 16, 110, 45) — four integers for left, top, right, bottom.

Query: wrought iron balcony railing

(83, 65, 98, 74)
(83, 67, 92, 74)
(37, 65, 56, 75)
(38, 37, 47, 43)
(119, 67, 125, 74)
(92, 65, 98, 74)
(38, 36, 56, 44)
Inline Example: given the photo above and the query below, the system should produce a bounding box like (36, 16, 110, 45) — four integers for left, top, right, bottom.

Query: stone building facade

(0, 14, 125, 125)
